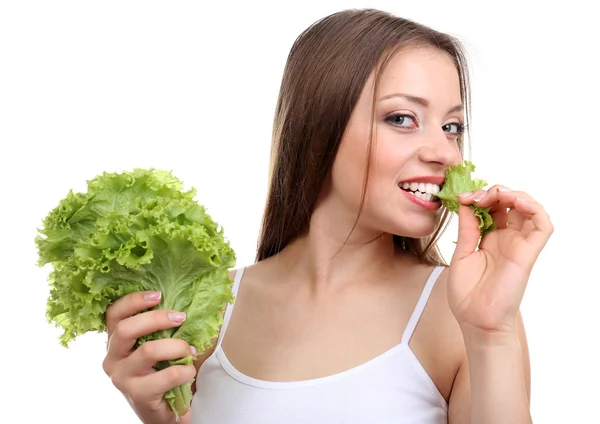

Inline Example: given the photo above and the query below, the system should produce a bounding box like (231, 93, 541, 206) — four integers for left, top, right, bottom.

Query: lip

(400, 188, 442, 211)
(398, 175, 445, 185)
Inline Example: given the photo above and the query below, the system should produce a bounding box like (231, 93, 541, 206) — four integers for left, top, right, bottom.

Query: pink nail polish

(144, 291, 161, 301)
(473, 192, 487, 202)
(168, 312, 186, 323)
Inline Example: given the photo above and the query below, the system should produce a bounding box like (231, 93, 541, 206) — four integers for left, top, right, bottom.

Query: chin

(387, 216, 440, 240)
(360, 203, 443, 240)
(398, 228, 438, 240)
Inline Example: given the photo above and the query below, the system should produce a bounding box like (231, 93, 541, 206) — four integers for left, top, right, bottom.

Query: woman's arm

(448, 311, 531, 424)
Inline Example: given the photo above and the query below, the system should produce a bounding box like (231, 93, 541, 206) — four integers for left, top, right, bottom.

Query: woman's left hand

(447, 185, 554, 336)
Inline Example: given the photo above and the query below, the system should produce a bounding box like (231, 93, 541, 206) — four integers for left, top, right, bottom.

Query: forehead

(377, 46, 462, 102)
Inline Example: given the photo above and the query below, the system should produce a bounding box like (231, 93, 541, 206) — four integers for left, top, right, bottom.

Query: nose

(417, 128, 460, 167)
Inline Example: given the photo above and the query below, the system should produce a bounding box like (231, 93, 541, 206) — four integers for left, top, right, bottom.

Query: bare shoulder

(226, 255, 287, 295)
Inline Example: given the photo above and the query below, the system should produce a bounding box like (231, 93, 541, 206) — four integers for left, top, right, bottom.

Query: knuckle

(167, 365, 194, 386)
(138, 341, 158, 361)
(102, 356, 113, 376)
(110, 372, 126, 392)
(167, 365, 182, 384)
(112, 320, 129, 340)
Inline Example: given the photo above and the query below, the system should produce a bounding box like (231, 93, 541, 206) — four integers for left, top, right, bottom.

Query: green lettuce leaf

(35, 168, 236, 421)
(434, 161, 496, 236)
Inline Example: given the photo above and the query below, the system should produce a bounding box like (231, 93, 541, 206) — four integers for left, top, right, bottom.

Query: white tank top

(191, 266, 448, 424)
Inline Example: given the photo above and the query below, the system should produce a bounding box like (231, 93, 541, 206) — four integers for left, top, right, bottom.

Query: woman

(102, 9, 553, 424)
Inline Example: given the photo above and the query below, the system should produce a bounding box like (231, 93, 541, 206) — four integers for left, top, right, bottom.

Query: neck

(274, 199, 411, 293)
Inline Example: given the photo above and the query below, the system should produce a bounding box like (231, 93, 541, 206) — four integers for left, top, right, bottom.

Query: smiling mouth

(399, 182, 441, 202)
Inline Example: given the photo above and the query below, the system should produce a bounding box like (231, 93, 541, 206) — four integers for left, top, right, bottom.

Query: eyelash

(384, 113, 467, 135)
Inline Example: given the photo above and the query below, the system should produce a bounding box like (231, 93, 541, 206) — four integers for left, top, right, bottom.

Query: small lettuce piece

(435, 161, 496, 236)
(35, 168, 236, 421)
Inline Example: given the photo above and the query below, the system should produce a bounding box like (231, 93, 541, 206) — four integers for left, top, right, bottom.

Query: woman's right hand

(102, 291, 198, 424)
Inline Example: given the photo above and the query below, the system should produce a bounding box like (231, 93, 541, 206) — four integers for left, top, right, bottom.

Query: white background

(1, 1, 597, 422)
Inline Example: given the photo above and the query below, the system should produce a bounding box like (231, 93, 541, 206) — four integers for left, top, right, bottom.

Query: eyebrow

(379, 93, 464, 114)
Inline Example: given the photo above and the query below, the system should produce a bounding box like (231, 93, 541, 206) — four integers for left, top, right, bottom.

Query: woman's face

(330, 46, 464, 239)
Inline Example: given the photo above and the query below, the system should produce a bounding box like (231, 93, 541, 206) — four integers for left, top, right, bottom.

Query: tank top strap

(401, 265, 445, 345)
(216, 266, 245, 348)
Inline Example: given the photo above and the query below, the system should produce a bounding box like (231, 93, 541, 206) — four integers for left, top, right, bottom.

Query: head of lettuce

(35, 168, 236, 420)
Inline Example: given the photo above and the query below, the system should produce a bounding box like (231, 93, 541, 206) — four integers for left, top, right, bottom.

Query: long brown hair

(256, 8, 471, 265)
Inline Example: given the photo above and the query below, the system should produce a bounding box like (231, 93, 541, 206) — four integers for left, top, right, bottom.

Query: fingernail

(458, 192, 473, 199)
(473, 192, 487, 202)
(190, 346, 198, 356)
(144, 291, 161, 301)
(168, 311, 186, 323)
(498, 187, 512, 192)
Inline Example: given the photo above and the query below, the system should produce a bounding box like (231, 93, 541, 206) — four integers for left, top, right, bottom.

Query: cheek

(368, 133, 409, 188)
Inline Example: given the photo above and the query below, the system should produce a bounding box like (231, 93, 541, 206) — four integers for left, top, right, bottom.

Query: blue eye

(385, 114, 417, 128)
(443, 122, 465, 134)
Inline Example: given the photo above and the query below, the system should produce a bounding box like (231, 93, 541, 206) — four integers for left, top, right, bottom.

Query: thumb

(451, 204, 481, 263)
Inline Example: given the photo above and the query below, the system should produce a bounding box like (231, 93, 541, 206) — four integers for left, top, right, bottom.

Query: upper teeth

(400, 182, 440, 194)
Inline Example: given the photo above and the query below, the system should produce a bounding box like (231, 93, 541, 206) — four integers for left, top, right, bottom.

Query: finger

(466, 188, 533, 230)
(457, 189, 487, 205)
(106, 291, 163, 335)
(473, 186, 535, 209)
(482, 190, 538, 232)
(125, 364, 198, 405)
(457, 184, 512, 207)
(108, 309, 187, 358)
(126, 339, 198, 376)
(486, 191, 526, 230)
(451, 203, 481, 263)
(459, 188, 509, 229)
(513, 198, 554, 252)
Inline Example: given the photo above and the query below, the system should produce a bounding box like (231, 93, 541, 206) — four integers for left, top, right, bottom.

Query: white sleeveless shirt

(191, 266, 448, 423)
